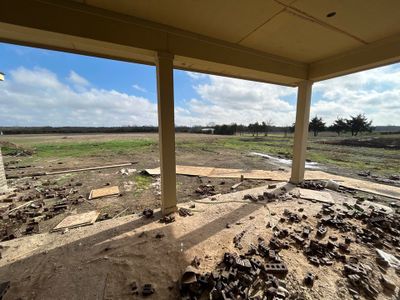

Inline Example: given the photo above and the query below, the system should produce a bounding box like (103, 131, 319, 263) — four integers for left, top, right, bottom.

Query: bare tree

(262, 120, 274, 136)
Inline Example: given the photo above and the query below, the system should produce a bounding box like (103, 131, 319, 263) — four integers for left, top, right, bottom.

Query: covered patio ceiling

(1, 0, 400, 86)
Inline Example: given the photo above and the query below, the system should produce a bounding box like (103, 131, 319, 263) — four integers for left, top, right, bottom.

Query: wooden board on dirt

(53, 211, 99, 232)
(89, 186, 120, 200)
(144, 165, 286, 180)
(144, 165, 400, 200)
(298, 188, 334, 204)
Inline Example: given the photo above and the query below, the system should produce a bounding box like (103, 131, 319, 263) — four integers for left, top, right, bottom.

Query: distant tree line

(308, 114, 373, 136)
(204, 114, 374, 137)
(0, 126, 203, 135)
(0, 123, 289, 136)
(207, 121, 292, 136)
(0, 114, 375, 136)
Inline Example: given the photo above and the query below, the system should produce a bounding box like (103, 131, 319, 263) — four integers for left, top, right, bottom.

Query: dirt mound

(0, 141, 34, 156)
(0, 141, 17, 149)
(322, 137, 400, 149)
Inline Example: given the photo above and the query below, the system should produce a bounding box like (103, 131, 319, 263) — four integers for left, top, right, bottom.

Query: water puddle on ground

(250, 152, 322, 170)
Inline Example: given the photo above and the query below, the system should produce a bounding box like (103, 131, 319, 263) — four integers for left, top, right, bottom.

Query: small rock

(142, 208, 154, 218)
(142, 283, 155, 296)
(380, 274, 396, 291)
(155, 233, 165, 239)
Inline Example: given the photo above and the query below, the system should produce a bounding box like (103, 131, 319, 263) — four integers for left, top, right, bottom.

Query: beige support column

(290, 80, 313, 184)
(156, 52, 177, 215)
(0, 148, 8, 193)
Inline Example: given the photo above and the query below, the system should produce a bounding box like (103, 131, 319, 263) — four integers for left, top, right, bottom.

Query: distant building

(201, 128, 215, 134)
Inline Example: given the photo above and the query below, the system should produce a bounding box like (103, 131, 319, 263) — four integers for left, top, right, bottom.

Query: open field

(2, 132, 400, 177)
(0, 132, 399, 229)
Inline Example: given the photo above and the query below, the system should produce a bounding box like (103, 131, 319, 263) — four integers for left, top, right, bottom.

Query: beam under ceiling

(309, 33, 400, 81)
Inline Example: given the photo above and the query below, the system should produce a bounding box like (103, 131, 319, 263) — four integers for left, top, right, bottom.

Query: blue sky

(1, 42, 399, 126)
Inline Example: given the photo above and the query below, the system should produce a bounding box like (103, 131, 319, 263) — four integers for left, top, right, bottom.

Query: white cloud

(132, 84, 147, 93)
(0, 67, 157, 126)
(1, 63, 400, 128)
(311, 64, 400, 125)
(175, 74, 297, 126)
(176, 64, 400, 126)
(186, 71, 208, 80)
(68, 70, 89, 87)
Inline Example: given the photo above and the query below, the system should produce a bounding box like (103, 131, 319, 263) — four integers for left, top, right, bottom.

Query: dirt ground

(0, 133, 278, 240)
(0, 132, 399, 243)
(0, 184, 399, 299)
(0, 133, 399, 299)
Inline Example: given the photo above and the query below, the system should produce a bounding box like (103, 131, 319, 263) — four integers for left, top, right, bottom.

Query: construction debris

(0, 179, 90, 240)
(231, 182, 243, 190)
(112, 207, 129, 219)
(141, 283, 155, 296)
(325, 179, 340, 191)
(380, 274, 397, 291)
(180, 233, 291, 299)
(119, 168, 136, 176)
(145, 165, 400, 198)
(89, 186, 120, 200)
(142, 208, 154, 218)
(7, 162, 138, 179)
(299, 180, 325, 190)
(195, 184, 216, 197)
(178, 207, 193, 217)
(303, 272, 315, 287)
(178, 180, 400, 299)
(376, 249, 400, 269)
(130, 281, 139, 295)
(0, 281, 10, 299)
(160, 214, 175, 224)
(1, 173, 400, 299)
(52, 211, 99, 232)
(298, 188, 334, 204)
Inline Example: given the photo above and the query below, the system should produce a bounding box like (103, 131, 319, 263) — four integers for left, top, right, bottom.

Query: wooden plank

(298, 189, 334, 204)
(144, 165, 400, 200)
(231, 182, 243, 190)
(7, 162, 137, 179)
(144, 165, 286, 180)
(5, 200, 34, 214)
(89, 186, 120, 200)
(53, 211, 99, 232)
(46, 162, 137, 175)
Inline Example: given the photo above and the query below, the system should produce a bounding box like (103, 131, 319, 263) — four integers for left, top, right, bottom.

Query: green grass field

(1, 132, 399, 177)
(2, 138, 156, 158)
